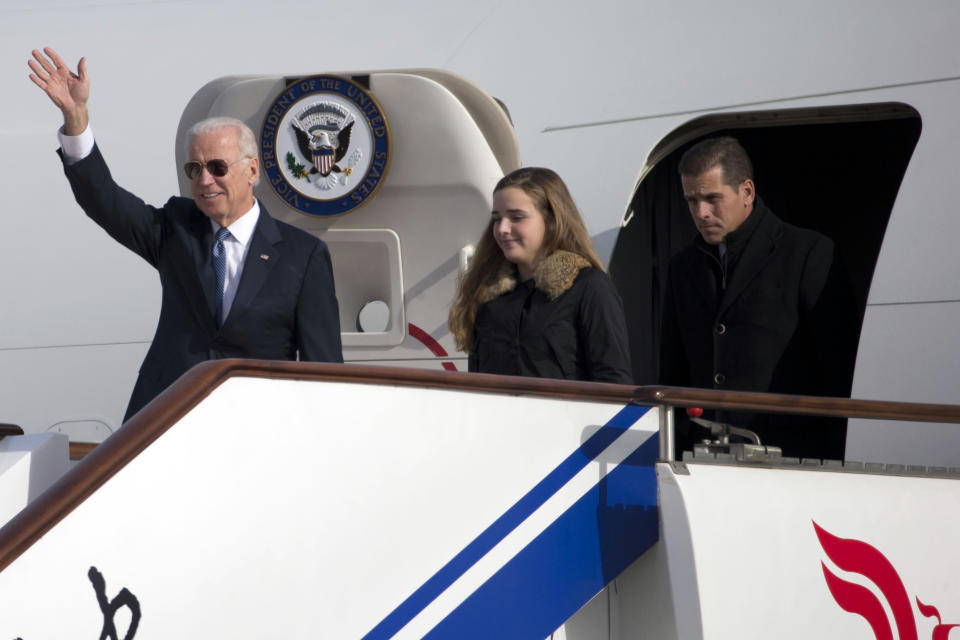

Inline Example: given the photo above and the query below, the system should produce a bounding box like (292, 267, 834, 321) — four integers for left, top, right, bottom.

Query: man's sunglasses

(183, 158, 248, 180)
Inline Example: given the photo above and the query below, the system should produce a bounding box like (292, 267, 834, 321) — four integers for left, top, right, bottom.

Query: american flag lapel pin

(260, 254, 270, 260)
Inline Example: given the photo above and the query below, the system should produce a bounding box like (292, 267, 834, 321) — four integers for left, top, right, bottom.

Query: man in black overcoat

(659, 137, 850, 460)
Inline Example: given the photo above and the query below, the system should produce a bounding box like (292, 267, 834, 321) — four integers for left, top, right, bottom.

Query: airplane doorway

(610, 103, 922, 387)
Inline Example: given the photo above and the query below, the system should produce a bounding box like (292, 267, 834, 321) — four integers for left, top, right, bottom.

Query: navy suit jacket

(62, 144, 343, 420)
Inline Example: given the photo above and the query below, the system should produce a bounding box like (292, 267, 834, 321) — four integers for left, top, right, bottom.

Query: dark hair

(448, 167, 603, 352)
(678, 136, 753, 188)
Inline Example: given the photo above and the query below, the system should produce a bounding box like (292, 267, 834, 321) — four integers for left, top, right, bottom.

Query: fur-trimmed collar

(478, 250, 593, 304)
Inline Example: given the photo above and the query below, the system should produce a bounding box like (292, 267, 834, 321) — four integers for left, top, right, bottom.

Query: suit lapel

(171, 211, 219, 334)
(718, 212, 781, 318)
(221, 207, 281, 327)
(689, 245, 721, 313)
(193, 215, 219, 321)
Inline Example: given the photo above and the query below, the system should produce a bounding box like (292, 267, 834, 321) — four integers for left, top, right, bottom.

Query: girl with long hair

(449, 167, 632, 383)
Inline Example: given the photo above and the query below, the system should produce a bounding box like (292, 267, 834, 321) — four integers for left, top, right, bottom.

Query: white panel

(0, 434, 68, 527)
(862, 82, 960, 304)
(0, 378, 656, 638)
(848, 300, 960, 467)
(324, 228, 405, 346)
(660, 462, 960, 639)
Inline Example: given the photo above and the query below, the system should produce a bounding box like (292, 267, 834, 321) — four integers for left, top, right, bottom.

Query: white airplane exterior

(0, 0, 956, 459)
(1, 2, 960, 636)
(1, 366, 959, 639)
(2, 0, 959, 463)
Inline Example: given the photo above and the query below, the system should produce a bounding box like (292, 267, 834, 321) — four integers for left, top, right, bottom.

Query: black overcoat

(659, 199, 851, 459)
(470, 251, 633, 385)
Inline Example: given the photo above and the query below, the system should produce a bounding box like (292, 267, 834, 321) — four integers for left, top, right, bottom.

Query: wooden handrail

(2, 363, 960, 574)
(634, 386, 960, 423)
(0, 424, 24, 438)
(0, 360, 636, 572)
(68, 442, 98, 461)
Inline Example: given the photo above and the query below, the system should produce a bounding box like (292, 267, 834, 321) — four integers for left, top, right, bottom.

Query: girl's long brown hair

(448, 167, 603, 353)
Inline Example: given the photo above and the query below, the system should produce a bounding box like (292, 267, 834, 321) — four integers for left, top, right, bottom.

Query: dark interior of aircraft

(610, 103, 922, 391)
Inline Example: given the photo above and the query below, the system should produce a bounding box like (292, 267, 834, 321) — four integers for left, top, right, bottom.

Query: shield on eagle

(292, 104, 355, 179)
(312, 143, 336, 176)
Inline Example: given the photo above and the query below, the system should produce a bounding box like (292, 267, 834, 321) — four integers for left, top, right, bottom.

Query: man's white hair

(186, 117, 260, 185)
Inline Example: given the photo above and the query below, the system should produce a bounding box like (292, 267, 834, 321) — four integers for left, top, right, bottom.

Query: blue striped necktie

(212, 227, 231, 326)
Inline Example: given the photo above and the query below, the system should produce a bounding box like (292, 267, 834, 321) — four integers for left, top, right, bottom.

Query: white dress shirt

(58, 124, 95, 164)
(58, 124, 261, 325)
(211, 205, 260, 325)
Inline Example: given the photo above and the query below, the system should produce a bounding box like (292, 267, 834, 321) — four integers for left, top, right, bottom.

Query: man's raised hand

(28, 47, 89, 135)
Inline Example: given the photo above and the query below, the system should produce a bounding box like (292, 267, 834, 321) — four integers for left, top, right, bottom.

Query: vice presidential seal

(260, 75, 391, 216)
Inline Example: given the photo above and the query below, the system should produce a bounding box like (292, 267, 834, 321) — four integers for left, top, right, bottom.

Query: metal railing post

(659, 404, 675, 462)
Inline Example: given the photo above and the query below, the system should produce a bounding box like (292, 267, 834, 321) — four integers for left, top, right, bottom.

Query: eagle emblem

(261, 74, 392, 217)
(288, 101, 363, 190)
